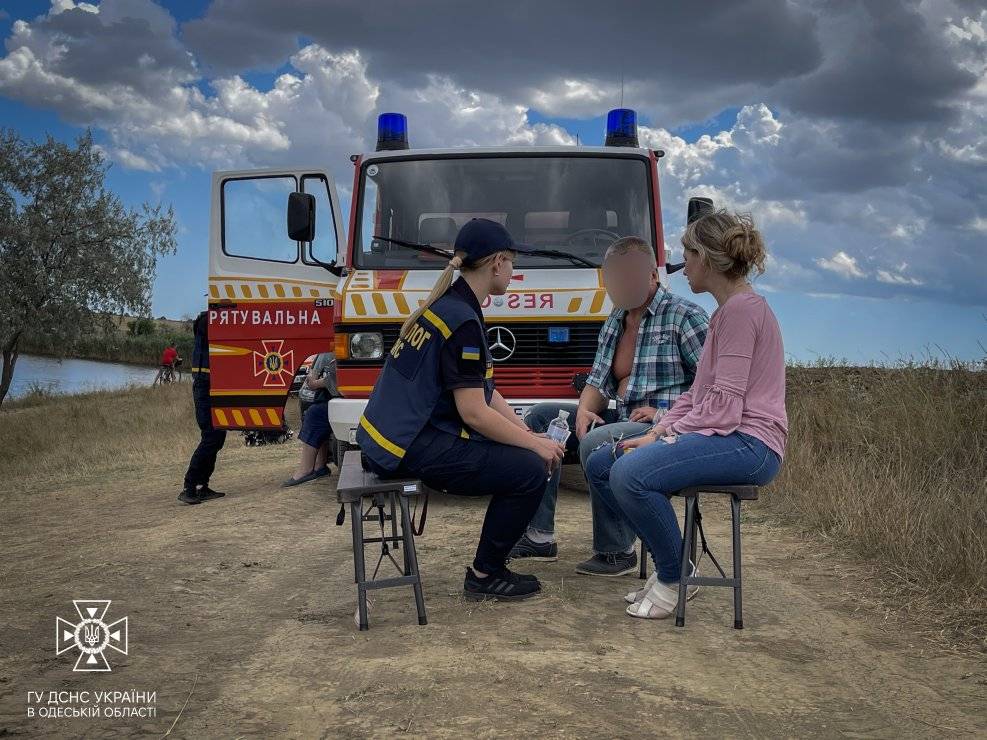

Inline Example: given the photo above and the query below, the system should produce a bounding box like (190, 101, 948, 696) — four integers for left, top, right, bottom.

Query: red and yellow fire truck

(206, 108, 670, 460)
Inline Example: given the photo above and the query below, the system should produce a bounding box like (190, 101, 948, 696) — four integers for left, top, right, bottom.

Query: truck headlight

(350, 332, 384, 359)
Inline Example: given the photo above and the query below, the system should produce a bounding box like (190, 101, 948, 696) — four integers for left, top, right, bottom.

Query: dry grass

(766, 362, 987, 648)
(1, 363, 985, 648)
(0, 382, 201, 485)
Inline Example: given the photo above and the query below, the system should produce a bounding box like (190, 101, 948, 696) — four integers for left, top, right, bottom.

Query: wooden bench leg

(675, 496, 697, 628)
(731, 496, 744, 630)
(350, 500, 369, 631)
(398, 494, 427, 626)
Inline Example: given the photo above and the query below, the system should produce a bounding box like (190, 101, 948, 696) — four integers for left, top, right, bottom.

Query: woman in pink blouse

(585, 210, 787, 619)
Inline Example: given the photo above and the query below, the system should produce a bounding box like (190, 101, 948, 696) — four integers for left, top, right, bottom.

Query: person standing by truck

(178, 312, 228, 505)
(357, 219, 565, 601)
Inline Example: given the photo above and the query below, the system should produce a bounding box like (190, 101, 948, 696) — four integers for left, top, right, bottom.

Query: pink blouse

(661, 291, 788, 459)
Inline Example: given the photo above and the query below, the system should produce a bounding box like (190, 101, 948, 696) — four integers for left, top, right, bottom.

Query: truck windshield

(355, 155, 653, 269)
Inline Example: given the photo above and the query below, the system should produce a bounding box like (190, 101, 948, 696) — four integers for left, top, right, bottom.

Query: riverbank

(3, 354, 164, 401)
(1, 379, 985, 736)
(18, 326, 193, 367)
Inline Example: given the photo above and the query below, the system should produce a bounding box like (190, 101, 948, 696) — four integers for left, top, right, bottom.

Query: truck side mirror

(287, 191, 316, 242)
(687, 196, 714, 224)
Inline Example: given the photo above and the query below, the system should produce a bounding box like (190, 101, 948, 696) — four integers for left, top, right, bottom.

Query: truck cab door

(207, 168, 344, 430)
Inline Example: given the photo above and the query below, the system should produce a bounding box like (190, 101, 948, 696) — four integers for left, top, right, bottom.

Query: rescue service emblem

(253, 340, 295, 387)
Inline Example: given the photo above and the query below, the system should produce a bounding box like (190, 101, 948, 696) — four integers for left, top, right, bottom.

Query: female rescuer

(356, 218, 565, 601)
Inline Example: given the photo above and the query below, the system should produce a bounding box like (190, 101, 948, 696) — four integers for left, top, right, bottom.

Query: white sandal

(624, 572, 657, 604)
(626, 579, 678, 619)
(625, 561, 701, 604)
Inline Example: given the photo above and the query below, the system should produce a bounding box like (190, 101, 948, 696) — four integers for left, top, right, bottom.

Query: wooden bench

(638, 485, 759, 629)
(336, 452, 427, 631)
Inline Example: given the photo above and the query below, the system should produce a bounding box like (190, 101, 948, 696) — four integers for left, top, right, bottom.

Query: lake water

(6, 354, 162, 399)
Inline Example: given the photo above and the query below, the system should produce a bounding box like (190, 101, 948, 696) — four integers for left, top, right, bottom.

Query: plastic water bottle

(653, 400, 676, 444)
(655, 399, 670, 420)
(545, 410, 571, 480)
(546, 410, 571, 445)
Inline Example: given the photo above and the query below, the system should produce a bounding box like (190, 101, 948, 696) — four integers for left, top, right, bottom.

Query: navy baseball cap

(454, 218, 535, 264)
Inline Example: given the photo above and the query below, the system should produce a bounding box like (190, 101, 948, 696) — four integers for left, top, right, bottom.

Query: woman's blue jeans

(585, 431, 781, 583)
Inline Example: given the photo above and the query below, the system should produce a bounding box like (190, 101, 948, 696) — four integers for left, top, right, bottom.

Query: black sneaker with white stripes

(463, 567, 542, 601)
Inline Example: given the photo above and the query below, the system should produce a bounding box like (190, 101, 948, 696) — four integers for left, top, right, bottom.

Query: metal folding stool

(638, 485, 759, 629)
(336, 452, 427, 631)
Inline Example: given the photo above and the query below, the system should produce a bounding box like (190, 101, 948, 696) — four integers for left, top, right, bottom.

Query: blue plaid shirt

(586, 287, 709, 420)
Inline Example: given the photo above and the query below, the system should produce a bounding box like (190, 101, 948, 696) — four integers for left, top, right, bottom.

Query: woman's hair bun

(722, 214, 766, 276)
(682, 209, 767, 278)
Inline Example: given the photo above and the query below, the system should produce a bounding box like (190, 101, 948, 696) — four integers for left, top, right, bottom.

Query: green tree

(0, 130, 176, 406)
(128, 317, 157, 337)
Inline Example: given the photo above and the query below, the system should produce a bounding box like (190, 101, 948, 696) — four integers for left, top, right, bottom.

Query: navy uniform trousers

(183, 376, 227, 490)
(371, 424, 548, 574)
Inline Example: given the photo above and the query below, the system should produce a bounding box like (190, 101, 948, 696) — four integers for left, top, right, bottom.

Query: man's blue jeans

(585, 431, 781, 583)
(523, 402, 651, 555)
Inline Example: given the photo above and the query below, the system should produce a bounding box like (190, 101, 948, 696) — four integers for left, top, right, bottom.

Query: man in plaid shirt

(512, 237, 709, 576)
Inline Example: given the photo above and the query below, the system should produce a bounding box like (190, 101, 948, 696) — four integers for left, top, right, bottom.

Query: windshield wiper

(372, 235, 453, 260)
(371, 236, 598, 268)
(526, 249, 598, 268)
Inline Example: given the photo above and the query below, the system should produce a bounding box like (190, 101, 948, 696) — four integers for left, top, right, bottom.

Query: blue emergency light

(605, 108, 638, 147)
(376, 112, 409, 151)
(548, 326, 570, 344)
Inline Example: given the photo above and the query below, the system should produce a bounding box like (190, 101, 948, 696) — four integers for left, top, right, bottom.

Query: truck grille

(493, 366, 586, 398)
(342, 322, 602, 367)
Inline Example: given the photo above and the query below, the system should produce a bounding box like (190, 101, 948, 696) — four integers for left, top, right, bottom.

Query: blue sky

(1, 1, 985, 365)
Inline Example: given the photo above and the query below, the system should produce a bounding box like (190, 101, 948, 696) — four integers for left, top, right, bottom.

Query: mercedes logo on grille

(487, 326, 516, 362)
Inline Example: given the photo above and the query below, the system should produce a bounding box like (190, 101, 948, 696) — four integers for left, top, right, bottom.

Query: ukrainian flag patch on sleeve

(461, 346, 481, 361)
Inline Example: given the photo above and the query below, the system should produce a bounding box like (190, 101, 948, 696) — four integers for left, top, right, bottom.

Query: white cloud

(816, 251, 866, 279)
(50, 1, 98, 15)
(0, 3, 572, 180)
(733, 103, 783, 146)
(113, 147, 159, 172)
(888, 219, 926, 239)
(529, 78, 612, 118)
(877, 269, 924, 286)
(382, 74, 575, 150)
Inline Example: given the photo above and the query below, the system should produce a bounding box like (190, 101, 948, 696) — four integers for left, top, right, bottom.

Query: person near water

(160, 341, 180, 369)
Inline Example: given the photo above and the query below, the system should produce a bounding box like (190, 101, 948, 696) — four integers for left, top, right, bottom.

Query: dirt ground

(2, 426, 986, 738)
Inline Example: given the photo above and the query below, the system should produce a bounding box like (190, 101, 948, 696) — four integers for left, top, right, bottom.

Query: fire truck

(206, 108, 671, 462)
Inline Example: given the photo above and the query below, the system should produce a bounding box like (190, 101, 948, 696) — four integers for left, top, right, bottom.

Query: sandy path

(1, 440, 985, 738)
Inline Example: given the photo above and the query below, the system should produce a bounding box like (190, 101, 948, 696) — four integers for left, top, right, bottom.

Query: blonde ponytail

(397, 252, 465, 340)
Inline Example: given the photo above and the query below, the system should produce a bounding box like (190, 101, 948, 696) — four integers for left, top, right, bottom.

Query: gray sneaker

(575, 551, 638, 577)
(508, 534, 559, 562)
